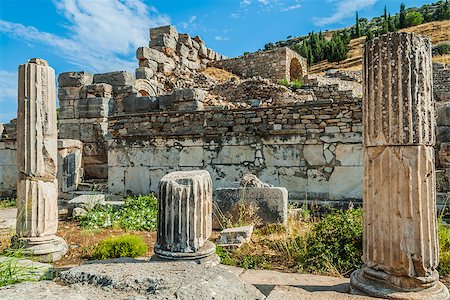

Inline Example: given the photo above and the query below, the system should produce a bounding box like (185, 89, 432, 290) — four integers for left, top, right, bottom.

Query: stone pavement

(0, 207, 16, 230)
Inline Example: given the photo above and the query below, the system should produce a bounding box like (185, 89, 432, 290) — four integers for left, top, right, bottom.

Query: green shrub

(297, 207, 363, 276)
(433, 43, 450, 56)
(216, 246, 236, 266)
(278, 78, 303, 91)
(0, 198, 16, 209)
(78, 194, 158, 231)
(92, 234, 148, 260)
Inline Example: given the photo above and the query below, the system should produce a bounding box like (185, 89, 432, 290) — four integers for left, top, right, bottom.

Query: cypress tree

(399, 3, 407, 28)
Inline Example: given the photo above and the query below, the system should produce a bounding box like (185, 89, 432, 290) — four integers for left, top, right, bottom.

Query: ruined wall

(108, 100, 364, 205)
(0, 139, 17, 198)
(210, 47, 308, 82)
(433, 63, 450, 102)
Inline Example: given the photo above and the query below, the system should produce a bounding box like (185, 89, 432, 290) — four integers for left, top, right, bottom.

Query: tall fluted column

(14, 58, 67, 262)
(350, 33, 448, 299)
(155, 170, 216, 261)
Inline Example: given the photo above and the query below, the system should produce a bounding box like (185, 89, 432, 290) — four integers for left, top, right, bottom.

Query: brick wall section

(433, 63, 450, 102)
(210, 47, 308, 82)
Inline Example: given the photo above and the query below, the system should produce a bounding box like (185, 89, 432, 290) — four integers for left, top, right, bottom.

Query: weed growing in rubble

(92, 234, 148, 260)
(77, 194, 158, 231)
(278, 78, 303, 91)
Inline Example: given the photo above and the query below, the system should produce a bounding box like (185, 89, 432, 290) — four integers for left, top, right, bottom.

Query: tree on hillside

(406, 11, 424, 27)
(434, 0, 450, 20)
(353, 11, 361, 38)
(388, 13, 397, 32)
(381, 6, 389, 34)
(399, 3, 407, 28)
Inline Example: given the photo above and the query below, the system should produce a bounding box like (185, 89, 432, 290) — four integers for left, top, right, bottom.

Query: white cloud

(241, 0, 252, 6)
(258, 0, 269, 4)
(281, 3, 302, 12)
(179, 15, 197, 30)
(0, 0, 170, 73)
(0, 70, 17, 101)
(314, 0, 377, 26)
(214, 35, 230, 41)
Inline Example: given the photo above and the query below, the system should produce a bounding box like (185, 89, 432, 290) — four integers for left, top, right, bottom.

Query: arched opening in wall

(139, 90, 150, 96)
(289, 58, 302, 81)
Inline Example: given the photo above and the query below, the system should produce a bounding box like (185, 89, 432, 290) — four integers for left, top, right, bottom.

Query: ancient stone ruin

(155, 170, 216, 261)
(14, 58, 67, 262)
(350, 32, 449, 299)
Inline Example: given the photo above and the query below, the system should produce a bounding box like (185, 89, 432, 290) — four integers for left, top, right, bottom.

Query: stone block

(138, 59, 158, 72)
(306, 169, 329, 199)
(214, 187, 288, 227)
(216, 225, 253, 248)
(263, 144, 303, 167)
(78, 97, 111, 118)
(439, 143, 450, 168)
(58, 71, 93, 87)
(177, 43, 190, 58)
(84, 164, 107, 179)
(58, 86, 80, 100)
(157, 95, 175, 110)
(58, 122, 80, 140)
(137, 47, 169, 64)
(149, 25, 178, 41)
(124, 167, 151, 195)
(80, 83, 112, 99)
(328, 166, 363, 200)
(150, 34, 177, 49)
(436, 103, 450, 126)
(68, 194, 106, 211)
(57, 139, 83, 193)
(135, 67, 154, 80)
(179, 146, 204, 167)
(335, 144, 363, 166)
(123, 95, 159, 113)
(303, 144, 326, 166)
(178, 33, 193, 48)
(173, 88, 206, 102)
(176, 100, 204, 111)
(108, 166, 126, 194)
(93, 71, 133, 87)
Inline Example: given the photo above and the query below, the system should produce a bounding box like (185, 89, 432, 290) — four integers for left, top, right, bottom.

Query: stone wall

(210, 47, 308, 82)
(108, 100, 364, 205)
(0, 139, 17, 198)
(433, 63, 450, 102)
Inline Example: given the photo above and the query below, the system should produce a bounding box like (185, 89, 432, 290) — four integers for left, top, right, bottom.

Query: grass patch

(0, 249, 53, 287)
(0, 198, 16, 209)
(77, 194, 158, 231)
(278, 78, 303, 91)
(92, 234, 148, 260)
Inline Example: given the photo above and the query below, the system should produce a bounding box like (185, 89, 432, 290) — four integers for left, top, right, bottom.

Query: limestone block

(135, 67, 154, 80)
(58, 71, 93, 87)
(263, 144, 303, 167)
(80, 83, 112, 99)
(436, 103, 450, 126)
(173, 88, 206, 102)
(176, 100, 204, 111)
(212, 146, 255, 164)
(68, 194, 106, 211)
(192, 39, 200, 50)
(138, 59, 158, 72)
(158, 59, 176, 74)
(78, 97, 110, 118)
(0, 123, 3, 138)
(335, 144, 363, 166)
(125, 167, 151, 195)
(16, 179, 58, 237)
(58, 86, 80, 100)
(198, 43, 208, 59)
(123, 95, 159, 113)
(180, 57, 200, 70)
(306, 169, 329, 198)
(177, 43, 190, 58)
(439, 143, 450, 168)
(278, 167, 307, 200)
(108, 166, 126, 194)
(150, 34, 177, 50)
(137, 47, 170, 64)
(217, 225, 253, 248)
(58, 122, 80, 140)
(328, 166, 363, 200)
(363, 33, 435, 147)
(57, 139, 83, 193)
(179, 146, 204, 167)
(93, 71, 133, 87)
(0, 165, 18, 197)
(207, 49, 216, 60)
(214, 187, 288, 227)
(158, 94, 175, 110)
(84, 164, 107, 179)
(303, 144, 326, 166)
(149, 25, 178, 41)
(179, 33, 193, 48)
(156, 170, 213, 254)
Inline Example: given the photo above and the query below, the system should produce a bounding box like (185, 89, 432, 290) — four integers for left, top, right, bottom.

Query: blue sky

(0, 0, 434, 123)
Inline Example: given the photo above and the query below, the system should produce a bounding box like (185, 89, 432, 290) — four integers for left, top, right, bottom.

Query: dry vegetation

(200, 67, 239, 82)
(309, 20, 450, 73)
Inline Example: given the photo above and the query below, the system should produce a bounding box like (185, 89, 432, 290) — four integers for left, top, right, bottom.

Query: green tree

(405, 11, 424, 27)
(366, 29, 374, 41)
(381, 6, 389, 34)
(388, 13, 397, 32)
(354, 11, 361, 38)
(399, 3, 407, 28)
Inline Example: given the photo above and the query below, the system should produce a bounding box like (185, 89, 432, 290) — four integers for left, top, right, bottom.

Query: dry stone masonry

(14, 58, 67, 262)
(155, 170, 216, 260)
(350, 33, 449, 299)
(211, 47, 307, 82)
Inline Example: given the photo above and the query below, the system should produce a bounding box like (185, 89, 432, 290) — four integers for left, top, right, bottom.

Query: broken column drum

(350, 33, 449, 299)
(155, 170, 215, 260)
(14, 58, 68, 262)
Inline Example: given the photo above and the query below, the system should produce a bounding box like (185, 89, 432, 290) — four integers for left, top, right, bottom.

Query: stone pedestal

(14, 58, 67, 262)
(154, 170, 215, 260)
(350, 33, 449, 299)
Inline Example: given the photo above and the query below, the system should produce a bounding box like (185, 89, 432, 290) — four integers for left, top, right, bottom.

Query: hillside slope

(309, 20, 450, 74)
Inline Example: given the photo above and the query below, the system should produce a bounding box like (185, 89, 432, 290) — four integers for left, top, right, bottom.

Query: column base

(154, 240, 217, 263)
(351, 268, 449, 300)
(12, 235, 68, 262)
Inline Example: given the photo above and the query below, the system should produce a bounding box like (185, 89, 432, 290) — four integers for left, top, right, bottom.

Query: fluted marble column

(155, 170, 216, 260)
(350, 33, 449, 299)
(14, 58, 67, 262)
